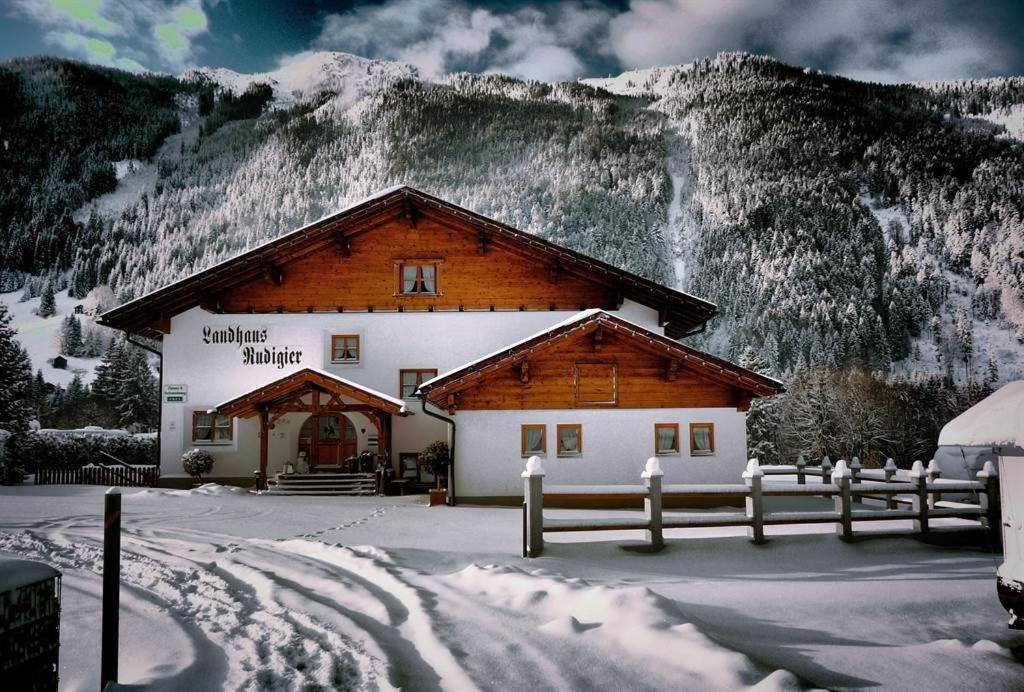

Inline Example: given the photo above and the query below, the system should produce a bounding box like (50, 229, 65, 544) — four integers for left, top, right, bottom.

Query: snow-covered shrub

(418, 440, 450, 489)
(182, 449, 215, 481)
(6, 431, 158, 473)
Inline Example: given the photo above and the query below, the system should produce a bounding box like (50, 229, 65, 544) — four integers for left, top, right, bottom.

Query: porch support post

(258, 407, 269, 491)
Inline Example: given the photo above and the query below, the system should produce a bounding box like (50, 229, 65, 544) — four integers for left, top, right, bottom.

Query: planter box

(428, 489, 448, 506)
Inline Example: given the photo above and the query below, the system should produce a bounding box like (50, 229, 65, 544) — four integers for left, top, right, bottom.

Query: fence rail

(521, 457, 1000, 557)
(35, 463, 159, 488)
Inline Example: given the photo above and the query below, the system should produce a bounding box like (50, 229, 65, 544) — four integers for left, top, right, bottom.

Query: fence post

(795, 455, 806, 485)
(977, 461, 1001, 548)
(850, 456, 861, 484)
(883, 458, 897, 509)
(743, 459, 765, 544)
(833, 459, 853, 541)
(522, 456, 545, 558)
(821, 456, 832, 485)
(642, 457, 664, 551)
(102, 488, 122, 690)
(909, 460, 928, 535)
(926, 459, 942, 508)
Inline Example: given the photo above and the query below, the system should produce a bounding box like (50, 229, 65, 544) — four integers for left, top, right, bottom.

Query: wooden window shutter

(574, 363, 617, 406)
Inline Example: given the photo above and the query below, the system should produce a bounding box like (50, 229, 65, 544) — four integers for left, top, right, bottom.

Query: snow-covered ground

(0, 486, 1019, 691)
(2, 289, 103, 386)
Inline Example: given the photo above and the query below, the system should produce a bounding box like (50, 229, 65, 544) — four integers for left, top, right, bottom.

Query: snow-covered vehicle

(938, 381, 1024, 628)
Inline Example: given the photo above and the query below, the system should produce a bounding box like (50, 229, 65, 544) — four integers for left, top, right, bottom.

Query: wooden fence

(35, 463, 159, 488)
(521, 457, 1000, 557)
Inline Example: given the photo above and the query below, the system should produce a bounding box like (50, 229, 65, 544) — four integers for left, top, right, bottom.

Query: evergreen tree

(92, 337, 124, 404)
(739, 346, 782, 464)
(37, 281, 57, 318)
(60, 314, 84, 356)
(0, 303, 32, 483)
(116, 346, 157, 430)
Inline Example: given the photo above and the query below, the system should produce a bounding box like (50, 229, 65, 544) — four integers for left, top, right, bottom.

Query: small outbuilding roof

(0, 557, 60, 592)
(211, 367, 409, 418)
(937, 381, 1024, 453)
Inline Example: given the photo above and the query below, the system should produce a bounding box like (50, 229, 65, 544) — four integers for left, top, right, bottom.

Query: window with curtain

(331, 335, 360, 363)
(689, 423, 715, 456)
(655, 423, 679, 455)
(400, 369, 438, 398)
(192, 412, 232, 443)
(400, 262, 437, 294)
(521, 424, 546, 457)
(557, 424, 582, 457)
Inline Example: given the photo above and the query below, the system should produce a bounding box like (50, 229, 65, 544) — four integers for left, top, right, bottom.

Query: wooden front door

(299, 415, 358, 468)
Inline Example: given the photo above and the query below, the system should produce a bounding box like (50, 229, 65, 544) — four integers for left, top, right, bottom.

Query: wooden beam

(446, 393, 458, 415)
(330, 233, 351, 258)
(198, 293, 223, 314)
(519, 361, 530, 384)
(665, 358, 679, 382)
(548, 261, 561, 284)
(591, 327, 604, 353)
(262, 262, 284, 286)
(476, 230, 488, 255)
(405, 200, 418, 229)
(147, 313, 171, 335)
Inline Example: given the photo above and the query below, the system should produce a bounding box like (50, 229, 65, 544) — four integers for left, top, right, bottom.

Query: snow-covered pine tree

(60, 314, 84, 356)
(739, 346, 782, 464)
(116, 346, 158, 430)
(37, 281, 57, 318)
(91, 337, 124, 404)
(0, 303, 33, 483)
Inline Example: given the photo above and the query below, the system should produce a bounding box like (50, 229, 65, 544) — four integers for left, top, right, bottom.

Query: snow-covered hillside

(2, 290, 103, 386)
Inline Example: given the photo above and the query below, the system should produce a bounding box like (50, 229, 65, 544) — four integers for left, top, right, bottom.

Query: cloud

(607, 0, 1011, 83)
(46, 29, 148, 71)
(12, 0, 212, 72)
(314, 0, 612, 81)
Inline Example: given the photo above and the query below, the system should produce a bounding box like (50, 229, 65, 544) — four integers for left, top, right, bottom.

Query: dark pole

(101, 488, 121, 689)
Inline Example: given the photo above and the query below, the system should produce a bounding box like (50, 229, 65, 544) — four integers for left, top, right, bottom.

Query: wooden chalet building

(99, 186, 781, 501)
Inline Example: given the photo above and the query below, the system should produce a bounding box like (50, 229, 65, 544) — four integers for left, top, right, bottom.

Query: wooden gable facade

(98, 187, 717, 338)
(418, 311, 783, 414)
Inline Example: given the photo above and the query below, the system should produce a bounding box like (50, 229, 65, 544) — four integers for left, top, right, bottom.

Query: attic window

(399, 262, 438, 295)
(574, 363, 617, 407)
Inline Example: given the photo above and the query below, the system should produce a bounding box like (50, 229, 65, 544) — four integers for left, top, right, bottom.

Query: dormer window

(398, 261, 438, 295)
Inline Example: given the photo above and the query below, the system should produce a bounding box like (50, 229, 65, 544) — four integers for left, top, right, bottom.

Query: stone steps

(267, 472, 378, 496)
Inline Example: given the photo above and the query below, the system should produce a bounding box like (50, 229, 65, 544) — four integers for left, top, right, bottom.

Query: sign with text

(201, 325, 304, 369)
(163, 384, 188, 403)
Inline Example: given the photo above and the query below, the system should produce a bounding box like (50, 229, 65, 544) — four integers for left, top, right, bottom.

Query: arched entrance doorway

(298, 414, 358, 468)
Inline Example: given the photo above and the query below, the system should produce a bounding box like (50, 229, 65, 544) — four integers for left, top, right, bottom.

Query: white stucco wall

(159, 301, 663, 478)
(453, 407, 748, 498)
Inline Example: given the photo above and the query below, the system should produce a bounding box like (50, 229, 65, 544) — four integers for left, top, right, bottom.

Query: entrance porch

(211, 368, 410, 491)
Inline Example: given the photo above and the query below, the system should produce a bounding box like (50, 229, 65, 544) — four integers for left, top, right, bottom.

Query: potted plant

(418, 440, 449, 506)
(182, 449, 215, 486)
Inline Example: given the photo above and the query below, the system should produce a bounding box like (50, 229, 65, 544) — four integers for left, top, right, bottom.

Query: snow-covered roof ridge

(937, 380, 1024, 450)
(212, 366, 408, 414)
(417, 308, 783, 396)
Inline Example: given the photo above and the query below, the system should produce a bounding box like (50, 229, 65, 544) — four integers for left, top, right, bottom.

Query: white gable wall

(454, 408, 748, 499)
(159, 301, 665, 479)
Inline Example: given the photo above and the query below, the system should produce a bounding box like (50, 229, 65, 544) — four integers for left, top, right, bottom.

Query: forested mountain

(4, 51, 1024, 387)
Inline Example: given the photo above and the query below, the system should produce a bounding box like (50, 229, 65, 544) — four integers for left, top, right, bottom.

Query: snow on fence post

(849, 456, 861, 484)
(832, 460, 854, 542)
(522, 456, 545, 558)
(795, 455, 806, 485)
(820, 456, 832, 485)
(743, 459, 765, 544)
(642, 457, 665, 551)
(908, 461, 929, 535)
(977, 461, 1001, 549)
(883, 459, 898, 509)
(926, 459, 942, 507)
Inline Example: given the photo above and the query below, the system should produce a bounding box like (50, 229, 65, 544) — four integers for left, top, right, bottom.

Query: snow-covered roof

(0, 557, 60, 592)
(212, 366, 408, 415)
(937, 381, 1024, 451)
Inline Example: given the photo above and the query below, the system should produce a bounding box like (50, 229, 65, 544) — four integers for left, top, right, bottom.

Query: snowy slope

(0, 487, 1019, 691)
(2, 290, 102, 386)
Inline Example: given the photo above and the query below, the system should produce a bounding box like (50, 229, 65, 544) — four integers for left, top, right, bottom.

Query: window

(574, 363, 617, 406)
(331, 334, 360, 363)
(689, 423, 715, 456)
(521, 424, 546, 457)
(655, 423, 679, 455)
(400, 368, 438, 398)
(399, 262, 438, 295)
(192, 412, 232, 443)
(557, 424, 582, 457)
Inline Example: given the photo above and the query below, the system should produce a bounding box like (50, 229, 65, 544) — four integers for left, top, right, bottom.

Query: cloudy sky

(2, 0, 1023, 83)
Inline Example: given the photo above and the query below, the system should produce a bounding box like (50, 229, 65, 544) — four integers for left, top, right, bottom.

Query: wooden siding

(219, 216, 613, 313)
(449, 329, 747, 411)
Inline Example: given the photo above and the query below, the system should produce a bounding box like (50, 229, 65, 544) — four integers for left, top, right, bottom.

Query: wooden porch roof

(416, 310, 784, 401)
(211, 368, 409, 418)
